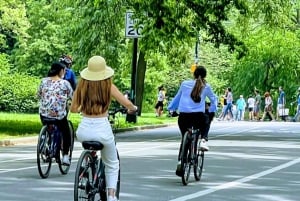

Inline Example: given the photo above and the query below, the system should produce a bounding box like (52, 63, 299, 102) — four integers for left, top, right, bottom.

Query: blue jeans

(223, 103, 233, 119)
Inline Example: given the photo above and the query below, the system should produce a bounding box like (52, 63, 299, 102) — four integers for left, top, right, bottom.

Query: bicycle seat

(82, 141, 104, 150)
(42, 117, 58, 125)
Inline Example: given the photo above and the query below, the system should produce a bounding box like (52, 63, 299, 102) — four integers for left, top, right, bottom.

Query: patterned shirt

(37, 77, 73, 120)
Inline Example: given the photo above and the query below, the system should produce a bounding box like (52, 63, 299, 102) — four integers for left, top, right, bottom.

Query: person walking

(261, 91, 274, 121)
(292, 87, 300, 122)
(247, 94, 255, 121)
(155, 85, 166, 117)
(236, 95, 246, 121)
(276, 86, 286, 121)
(70, 55, 137, 201)
(254, 89, 262, 121)
(221, 87, 234, 121)
(167, 65, 217, 176)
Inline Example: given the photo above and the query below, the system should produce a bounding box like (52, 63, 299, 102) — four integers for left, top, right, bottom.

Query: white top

(247, 97, 255, 108)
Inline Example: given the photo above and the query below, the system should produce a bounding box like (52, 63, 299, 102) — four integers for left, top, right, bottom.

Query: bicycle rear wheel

(115, 149, 121, 199)
(74, 151, 95, 201)
(37, 126, 52, 179)
(58, 120, 74, 174)
(181, 131, 192, 186)
(194, 150, 205, 181)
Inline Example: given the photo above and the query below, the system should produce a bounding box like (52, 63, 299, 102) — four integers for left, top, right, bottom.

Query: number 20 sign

(125, 11, 143, 38)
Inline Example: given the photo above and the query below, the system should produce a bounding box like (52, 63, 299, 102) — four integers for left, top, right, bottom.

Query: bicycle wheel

(98, 159, 107, 201)
(194, 150, 205, 181)
(115, 149, 121, 199)
(37, 126, 52, 179)
(181, 131, 192, 186)
(74, 151, 95, 201)
(58, 120, 74, 174)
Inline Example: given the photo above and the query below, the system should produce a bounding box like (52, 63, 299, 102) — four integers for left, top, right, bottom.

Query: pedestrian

(167, 65, 217, 177)
(261, 91, 274, 121)
(155, 85, 165, 117)
(37, 61, 73, 165)
(221, 87, 234, 121)
(236, 95, 246, 121)
(276, 86, 286, 121)
(247, 94, 255, 121)
(292, 87, 300, 122)
(70, 55, 138, 201)
(254, 89, 262, 121)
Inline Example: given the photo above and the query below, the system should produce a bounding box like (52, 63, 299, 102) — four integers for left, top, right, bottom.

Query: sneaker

(200, 139, 209, 151)
(62, 155, 70, 166)
(108, 196, 118, 201)
(175, 161, 182, 177)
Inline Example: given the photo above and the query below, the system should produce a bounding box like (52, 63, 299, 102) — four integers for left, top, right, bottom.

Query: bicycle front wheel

(74, 151, 95, 201)
(181, 131, 192, 186)
(58, 120, 74, 175)
(37, 126, 52, 179)
(194, 150, 205, 181)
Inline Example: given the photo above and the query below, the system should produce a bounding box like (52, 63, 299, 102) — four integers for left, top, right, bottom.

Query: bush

(0, 73, 40, 113)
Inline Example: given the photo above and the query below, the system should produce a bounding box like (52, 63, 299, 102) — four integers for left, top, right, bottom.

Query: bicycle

(74, 107, 126, 201)
(36, 117, 75, 179)
(180, 127, 205, 186)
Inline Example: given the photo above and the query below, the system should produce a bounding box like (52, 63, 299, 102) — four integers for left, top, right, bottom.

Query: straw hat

(80, 56, 114, 81)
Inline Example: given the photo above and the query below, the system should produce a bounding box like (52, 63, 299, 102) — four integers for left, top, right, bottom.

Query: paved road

(0, 121, 300, 201)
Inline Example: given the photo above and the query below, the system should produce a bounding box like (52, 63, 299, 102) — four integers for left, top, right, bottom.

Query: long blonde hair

(72, 78, 112, 115)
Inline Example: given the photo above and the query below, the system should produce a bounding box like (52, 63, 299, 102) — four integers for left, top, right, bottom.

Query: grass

(0, 111, 177, 140)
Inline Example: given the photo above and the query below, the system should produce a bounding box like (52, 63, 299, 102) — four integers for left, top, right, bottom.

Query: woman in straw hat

(70, 56, 137, 201)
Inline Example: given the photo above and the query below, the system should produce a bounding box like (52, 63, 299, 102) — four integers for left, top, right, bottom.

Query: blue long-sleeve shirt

(167, 80, 217, 113)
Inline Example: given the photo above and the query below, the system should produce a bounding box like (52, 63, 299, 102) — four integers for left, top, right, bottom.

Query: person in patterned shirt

(37, 61, 73, 165)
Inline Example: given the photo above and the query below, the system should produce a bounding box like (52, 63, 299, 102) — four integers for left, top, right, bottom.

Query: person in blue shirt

(276, 86, 286, 121)
(167, 65, 217, 176)
(292, 87, 300, 122)
(59, 55, 77, 90)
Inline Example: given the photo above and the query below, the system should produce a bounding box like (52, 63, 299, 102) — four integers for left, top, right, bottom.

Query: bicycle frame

(180, 127, 204, 185)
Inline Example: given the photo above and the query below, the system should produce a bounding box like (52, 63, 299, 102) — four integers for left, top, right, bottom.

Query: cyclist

(70, 55, 137, 201)
(167, 65, 217, 176)
(37, 62, 73, 165)
(59, 54, 77, 90)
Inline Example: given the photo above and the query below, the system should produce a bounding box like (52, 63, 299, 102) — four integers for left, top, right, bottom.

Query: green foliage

(0, 0, 30, 54)
(231, 28, 300, 104)
(0, 53, 10, 75)
(0, 73, 40, 112)
(0, 112, 177, 138)
(12, 0, 72, 76)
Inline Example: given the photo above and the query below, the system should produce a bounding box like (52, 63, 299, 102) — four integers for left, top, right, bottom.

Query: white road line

(168, 157, 300, 201)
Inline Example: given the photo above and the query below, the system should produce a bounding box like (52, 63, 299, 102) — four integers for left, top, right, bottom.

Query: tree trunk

(136, 51, 147, 116)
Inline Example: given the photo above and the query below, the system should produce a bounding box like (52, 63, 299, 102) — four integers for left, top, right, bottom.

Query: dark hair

(48, 62, 66, 77)
(190, 66, 206, 103)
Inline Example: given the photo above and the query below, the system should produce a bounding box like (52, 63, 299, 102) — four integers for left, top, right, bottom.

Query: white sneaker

(108, 196, 118, 201)
(199, 139, 209, 151)
(62, 155, 70, 166)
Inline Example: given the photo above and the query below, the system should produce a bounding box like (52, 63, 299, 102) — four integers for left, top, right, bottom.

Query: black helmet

(59, 55, 72, 66)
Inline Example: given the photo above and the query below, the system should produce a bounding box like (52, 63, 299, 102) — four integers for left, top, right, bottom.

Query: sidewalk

(0, 123, 175, 146)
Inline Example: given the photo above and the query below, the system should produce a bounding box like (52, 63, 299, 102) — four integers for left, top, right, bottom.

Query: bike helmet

(59, 55, 72, 66)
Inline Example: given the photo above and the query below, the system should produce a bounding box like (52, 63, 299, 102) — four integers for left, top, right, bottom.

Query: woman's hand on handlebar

(127, 105, 138, 114)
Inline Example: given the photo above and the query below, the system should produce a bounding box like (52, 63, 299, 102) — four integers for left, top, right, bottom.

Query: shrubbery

(0, 73, 40, 113)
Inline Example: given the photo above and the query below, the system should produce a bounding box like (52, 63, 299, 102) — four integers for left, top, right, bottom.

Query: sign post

(125, 11, 143, 123)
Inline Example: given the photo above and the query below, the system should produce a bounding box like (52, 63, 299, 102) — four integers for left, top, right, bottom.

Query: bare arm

(111, 84, 137, 112)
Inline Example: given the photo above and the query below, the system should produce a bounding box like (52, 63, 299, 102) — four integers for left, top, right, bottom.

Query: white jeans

(76, 116, 119, 189)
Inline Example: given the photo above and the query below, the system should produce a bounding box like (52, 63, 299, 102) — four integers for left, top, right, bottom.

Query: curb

(0, 123, 176, 147)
